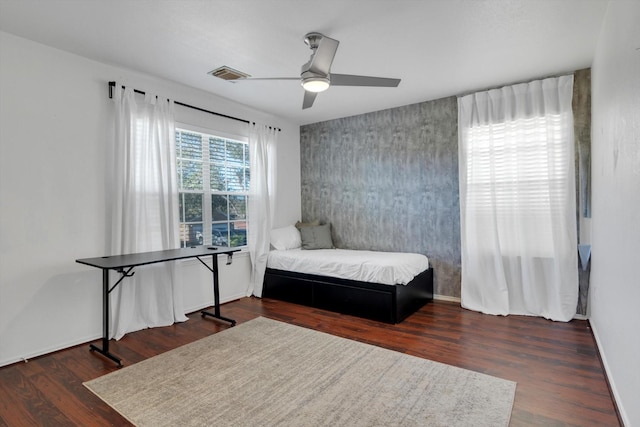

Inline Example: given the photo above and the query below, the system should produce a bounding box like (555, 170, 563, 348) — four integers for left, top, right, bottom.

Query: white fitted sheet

(267, 248, 429, 286)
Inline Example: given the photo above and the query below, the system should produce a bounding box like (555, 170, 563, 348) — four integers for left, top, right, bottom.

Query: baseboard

(183, 293, 246, 315)
(0, 333, 102, 368)
(434, 294, 461, 303)
(589, 320, 629, 427)
(1, 294, 247, 369)
(432, 295, 591, 322)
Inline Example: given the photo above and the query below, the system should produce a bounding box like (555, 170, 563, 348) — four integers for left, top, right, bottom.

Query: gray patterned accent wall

(573, 68, 592, 315)
(574, 69, 592, 220)
(300, 97, 461, 297)
(300, 71, 591, 303)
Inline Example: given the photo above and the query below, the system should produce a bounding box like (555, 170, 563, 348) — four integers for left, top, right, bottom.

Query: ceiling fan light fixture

(302, 76, 330, 92)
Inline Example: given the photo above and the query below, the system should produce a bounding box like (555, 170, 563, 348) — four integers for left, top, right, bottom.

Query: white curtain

(247, 123, 277, 297)
(108, 84, 187, 339)
(457, 75, 578, 321)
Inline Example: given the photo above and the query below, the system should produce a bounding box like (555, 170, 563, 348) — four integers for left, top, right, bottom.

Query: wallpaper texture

(573, 68, 592, 316)
(300, 70, 591, 304)
(300, 97, 461, 297)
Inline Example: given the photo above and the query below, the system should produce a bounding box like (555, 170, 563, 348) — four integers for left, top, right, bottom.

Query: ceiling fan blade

(330, 74, 401, 87)
(302, 91, 318, 109)
(307, 36, 340, 76)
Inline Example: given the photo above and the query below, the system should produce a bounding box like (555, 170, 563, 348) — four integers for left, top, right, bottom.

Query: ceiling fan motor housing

(304, 32, 324, 50)
(301, 72, 330, 92)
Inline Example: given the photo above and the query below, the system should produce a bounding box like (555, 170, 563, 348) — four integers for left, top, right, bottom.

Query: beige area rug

(84, 317, 516, 426)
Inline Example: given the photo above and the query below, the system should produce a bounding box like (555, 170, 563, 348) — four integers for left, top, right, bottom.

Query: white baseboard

(0, 294, 248, 369)
(433, 294, 461, 303)
(183, 292, 246, 315)
(431, 295, 591, 324)
(589, 321, 628, 427)
(0, 333, 102, 368)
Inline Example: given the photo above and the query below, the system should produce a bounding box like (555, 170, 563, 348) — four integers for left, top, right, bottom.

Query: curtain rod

(456, 71, 576, 99)
(108, 81, 281, 132)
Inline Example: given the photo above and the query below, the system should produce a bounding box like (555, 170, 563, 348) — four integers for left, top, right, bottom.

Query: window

(463, 113, 571, 256)
(176, 128, 249, 248)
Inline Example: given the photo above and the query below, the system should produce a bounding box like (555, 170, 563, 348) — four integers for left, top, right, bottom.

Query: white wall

(0, 31, 301, 367)
(589, 1, 640, 426)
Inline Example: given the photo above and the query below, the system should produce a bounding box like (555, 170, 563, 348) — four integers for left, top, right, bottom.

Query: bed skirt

(262, 267, 434, 323)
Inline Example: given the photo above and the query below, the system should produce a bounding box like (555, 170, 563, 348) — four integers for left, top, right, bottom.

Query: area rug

(84, 317, 516, 426)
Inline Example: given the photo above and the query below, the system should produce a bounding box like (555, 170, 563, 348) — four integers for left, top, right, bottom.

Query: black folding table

(76, 246, 239, 367)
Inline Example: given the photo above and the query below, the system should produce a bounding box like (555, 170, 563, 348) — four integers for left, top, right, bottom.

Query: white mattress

(267, 248, 429, 286)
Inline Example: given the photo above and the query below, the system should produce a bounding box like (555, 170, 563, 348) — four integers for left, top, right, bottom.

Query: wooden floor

(0, 298, 620, 426)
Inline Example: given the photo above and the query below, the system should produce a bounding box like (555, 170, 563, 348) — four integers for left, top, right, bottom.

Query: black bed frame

(262, 267, 433, 324)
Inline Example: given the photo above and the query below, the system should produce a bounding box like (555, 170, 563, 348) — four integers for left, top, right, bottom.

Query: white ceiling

(0, 0, 608, 125)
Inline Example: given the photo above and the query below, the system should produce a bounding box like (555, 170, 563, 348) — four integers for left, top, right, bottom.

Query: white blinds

(463, 113, 572, 256)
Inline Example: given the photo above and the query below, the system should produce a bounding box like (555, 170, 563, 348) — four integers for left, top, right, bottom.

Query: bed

(262, 224, 433, 323)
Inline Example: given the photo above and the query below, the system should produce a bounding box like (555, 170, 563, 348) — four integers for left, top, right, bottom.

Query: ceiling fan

(234, 32, 401, 110)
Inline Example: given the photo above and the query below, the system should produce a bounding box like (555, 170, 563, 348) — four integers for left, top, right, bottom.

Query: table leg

(201, 253, 236, 326)
(89, 269, 123, 367)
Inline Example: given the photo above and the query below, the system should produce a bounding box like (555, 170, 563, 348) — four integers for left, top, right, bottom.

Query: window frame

(175, 123, 249, 249)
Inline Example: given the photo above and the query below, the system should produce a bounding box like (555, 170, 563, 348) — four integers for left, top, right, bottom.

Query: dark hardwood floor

(0, 298, 620, 426)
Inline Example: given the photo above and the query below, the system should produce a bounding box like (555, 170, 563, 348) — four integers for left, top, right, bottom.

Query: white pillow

(270, 225, 302, 250)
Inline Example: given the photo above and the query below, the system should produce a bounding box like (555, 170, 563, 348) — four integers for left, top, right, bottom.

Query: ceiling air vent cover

(208, 66, 250, 81)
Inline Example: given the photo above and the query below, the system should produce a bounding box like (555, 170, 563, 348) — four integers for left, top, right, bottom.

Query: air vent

(208, 66, 250, 81)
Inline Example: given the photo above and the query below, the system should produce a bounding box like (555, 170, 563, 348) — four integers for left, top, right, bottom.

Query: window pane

(211, 195, 228, 221)
(179, 223, 203, 247)
(180, 193, 203, 222)
(212, 222, 229, 246)
(209, 138, 225, 163)
(181, 160, 203, 190)
(210, 162, 225, 191)
(245, 167, 250, 190)
(178, 131, 202, 160)
(229, 195, 246, 220)
(227, 166, 244, 192)
(230, 221, 247, 247)
(227, 141, 244, 166)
